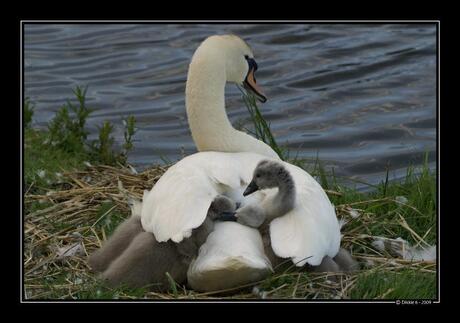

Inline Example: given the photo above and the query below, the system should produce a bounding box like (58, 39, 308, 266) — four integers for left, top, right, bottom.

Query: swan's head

(194, 35, 267, 103)
(243, 160, 289, 196)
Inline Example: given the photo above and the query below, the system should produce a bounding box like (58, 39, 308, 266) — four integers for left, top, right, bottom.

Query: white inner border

(20, 19, 440, 304)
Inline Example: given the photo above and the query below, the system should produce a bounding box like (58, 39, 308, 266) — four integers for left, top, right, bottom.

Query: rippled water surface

(24, 23, 437, 189)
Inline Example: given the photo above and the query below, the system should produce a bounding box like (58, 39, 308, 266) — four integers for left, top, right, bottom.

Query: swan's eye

(256, 174, 261, 178)
(247, 58, 258, 71)
(245, 56, 258, 71)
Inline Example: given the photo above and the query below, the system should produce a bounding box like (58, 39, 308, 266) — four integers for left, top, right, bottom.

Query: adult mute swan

(140, 35, 343, 291)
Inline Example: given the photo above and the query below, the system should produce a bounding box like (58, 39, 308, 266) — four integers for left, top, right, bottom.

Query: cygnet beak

(215, 212, 238, 222)
(243, 180, 259, 196)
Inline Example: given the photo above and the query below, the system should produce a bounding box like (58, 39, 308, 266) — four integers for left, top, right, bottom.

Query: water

(24, 23, 437, 190)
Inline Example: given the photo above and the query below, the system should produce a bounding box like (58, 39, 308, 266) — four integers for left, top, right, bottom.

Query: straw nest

(23, 164, 436, 300)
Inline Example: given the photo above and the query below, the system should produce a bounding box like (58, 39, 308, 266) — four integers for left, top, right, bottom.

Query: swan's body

(141, 152, 341, 290)
(139, 35, 342, 291)
(142, 152, 340, 266)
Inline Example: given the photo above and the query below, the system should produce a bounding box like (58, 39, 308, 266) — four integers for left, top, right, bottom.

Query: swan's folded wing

(141, 159, 216, 243)
(269, 163, 341, 266)
(141, 152, 272, 243)
(204, 152, 266, 188)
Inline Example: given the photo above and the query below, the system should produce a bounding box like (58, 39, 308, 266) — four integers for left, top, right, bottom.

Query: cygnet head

(207, 194, 237, 220)
(244, 160, 291, 196)
(190, 34, 267, 102)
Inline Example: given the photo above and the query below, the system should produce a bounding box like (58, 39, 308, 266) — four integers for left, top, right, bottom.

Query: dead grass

(23, 164, 436, 300)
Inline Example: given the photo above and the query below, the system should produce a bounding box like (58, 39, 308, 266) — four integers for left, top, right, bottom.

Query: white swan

(140, 35, 341, 291)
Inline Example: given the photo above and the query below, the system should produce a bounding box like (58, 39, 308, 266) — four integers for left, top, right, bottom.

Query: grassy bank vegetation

(23, 87, 436, 300)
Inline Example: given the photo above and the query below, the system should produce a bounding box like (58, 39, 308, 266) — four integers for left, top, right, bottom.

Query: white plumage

(139, 35, 342, 291)
(187, 221, 272, 292)
(141, 152, 340, 268)
(141, 152, 265, 241)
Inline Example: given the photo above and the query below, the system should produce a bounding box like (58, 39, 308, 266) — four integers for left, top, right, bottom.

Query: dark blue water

(24, 23, 437, 189)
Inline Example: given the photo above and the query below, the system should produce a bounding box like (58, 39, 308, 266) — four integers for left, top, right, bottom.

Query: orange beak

(244, 68, 267, 103)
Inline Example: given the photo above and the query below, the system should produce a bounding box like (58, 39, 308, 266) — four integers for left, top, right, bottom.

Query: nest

(24, 164, 167, 299)
(23, 164, 436, 300)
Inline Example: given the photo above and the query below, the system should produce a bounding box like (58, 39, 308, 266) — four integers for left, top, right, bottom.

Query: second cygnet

(94, 194, 236, 291)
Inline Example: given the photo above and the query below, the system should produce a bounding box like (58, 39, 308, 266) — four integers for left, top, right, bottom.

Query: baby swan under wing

(90, 195, 236, 291)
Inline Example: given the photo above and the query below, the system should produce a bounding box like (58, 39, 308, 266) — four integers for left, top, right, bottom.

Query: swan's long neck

(186, 53, 233, 147)
(185, 48, 280, 160)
